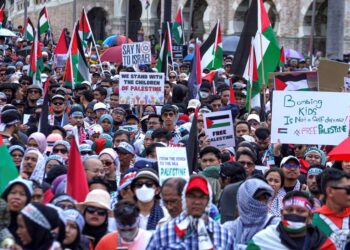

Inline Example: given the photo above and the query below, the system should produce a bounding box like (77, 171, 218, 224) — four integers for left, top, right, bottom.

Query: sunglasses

(331, 186, 350, 195)
(294, 145, 303, 150)
(28, 90, 40, 94)
(284, 163, 300, 169)
(53, 148, 68, 154)
(85, 206, 107, 216)
(81, 151, 92, 156)
(0, 98, 6, 102)
(53, 102, 64, 106)
(134, 181, 155, 189)
(101, 160, 114, 166)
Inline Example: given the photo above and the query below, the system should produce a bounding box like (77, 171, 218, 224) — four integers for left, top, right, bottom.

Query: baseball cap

(161, 104, 178, 114)
(187, 99, 201, 110)
(116, 142, 135, 155)
(280, 156, 300, 167)
(93, 102, 108, 111)
(185, 175, 209, 196)
(132, 168, 159, 186)
(52, 94, 65, 101)
(247, 114, 260, 123)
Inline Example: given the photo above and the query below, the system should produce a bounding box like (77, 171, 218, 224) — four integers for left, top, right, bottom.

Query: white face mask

(199, 91, 210, 99)
(135, 185, 155, 203)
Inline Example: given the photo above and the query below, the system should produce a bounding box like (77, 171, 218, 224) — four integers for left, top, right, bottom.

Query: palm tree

(326, 0, 345, 60)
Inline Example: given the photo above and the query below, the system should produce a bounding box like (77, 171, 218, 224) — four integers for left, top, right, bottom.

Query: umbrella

(100, 45, 123, 63)
(328, 137, 350, 161)
(285, 48, 304, 60)
(0, 28, 17, 37)
(222, 35, 240, 55)
(103, 35, 133, 47)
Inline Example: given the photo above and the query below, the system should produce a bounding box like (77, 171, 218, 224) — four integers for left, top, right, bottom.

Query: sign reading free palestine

(271, 91, 350, 145)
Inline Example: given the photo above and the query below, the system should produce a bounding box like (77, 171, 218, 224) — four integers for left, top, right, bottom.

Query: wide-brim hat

(76, 189, 111, 213)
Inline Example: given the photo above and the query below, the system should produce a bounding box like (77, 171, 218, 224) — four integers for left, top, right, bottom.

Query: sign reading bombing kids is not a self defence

(271, 91, 350, 145)
(119, 72, 165, 105)
(203, 110, 235, 149)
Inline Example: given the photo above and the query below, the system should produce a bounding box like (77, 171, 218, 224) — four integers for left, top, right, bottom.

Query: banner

(203, 110, 235, 148)
(122, 41, 151, 66)
(119, 72, 165, 105)
(271, 91, 350, 145)
(274, 71, 318, 91)
(156, 147, 190, 185)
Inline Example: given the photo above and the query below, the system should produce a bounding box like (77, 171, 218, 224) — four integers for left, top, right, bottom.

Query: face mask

(119, 228, 138, 242)
(282, 214, 307, 233)
(199, 91, 209, 99)
(135, 185, 155, 203)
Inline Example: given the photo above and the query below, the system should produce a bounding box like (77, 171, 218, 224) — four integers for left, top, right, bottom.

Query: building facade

(7, 0, 350, 55)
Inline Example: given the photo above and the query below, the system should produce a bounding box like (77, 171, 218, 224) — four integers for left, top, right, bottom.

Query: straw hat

(77, 189, 111, 212)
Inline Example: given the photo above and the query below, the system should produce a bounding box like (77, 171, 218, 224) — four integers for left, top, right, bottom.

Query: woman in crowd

(78, 189, 111, 248)
(45, 154, 65, 173)
(9, 145, 25, 170)
(16, 203, 59, 250)
(98, 114, 114, 137)
(98, 148, 120, 191)
(62, 209, 89, 249)
(27, 132, 47, 155)
(264, 167, 284, 216)
(1, 178, 33, 243)
(51, 140, 70, 162)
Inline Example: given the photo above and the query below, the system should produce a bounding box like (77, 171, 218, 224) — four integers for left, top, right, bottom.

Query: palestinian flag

(26, 17, 35, 42)
(0, 4, 4, 29)
(187, 40, 202, 100)
(54, 28, 69, 67)
(200, 20, 223, 70)
(274, 73, 309, 91)
(231, 0, 280, 90)
(243, 40, 259, 109)
(29, 33, 44, 84)
(78, 8, 93, 48)
(63, 54, 74, 88)
(156, 22, 173, 77)
(38, 6, 50, 37)
(172, 6, 184, 45)
(68, 22, 91, 88)
(279, 46, 286, 67)
(206, 114, 231, 129)
(0, 135, 18, 195)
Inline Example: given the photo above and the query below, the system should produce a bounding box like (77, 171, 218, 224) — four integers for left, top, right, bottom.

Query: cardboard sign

(203, 110, 235, 148)
(156, 147, 190, 185)
(318, 59, 349, 92)
(119, 72, 165, 105)
(271, 91, 350, 145)
(122, 41, 152, 66)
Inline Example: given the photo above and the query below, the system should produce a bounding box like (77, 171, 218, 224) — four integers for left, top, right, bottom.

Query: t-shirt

(95, 228, 152, 250)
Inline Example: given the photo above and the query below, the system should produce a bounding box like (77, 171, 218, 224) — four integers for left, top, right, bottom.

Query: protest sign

(271, 91, 350, 145)
(318, 59, 348, 92)
(54, 54, 67, 68)
(274, 71, 318, 91)
(172, 45, 186, 60)
(122, 41, 151, 66)
(156, 147, 190, 185)
(119, 72, 165, 105)
(203, 110, 235, 148)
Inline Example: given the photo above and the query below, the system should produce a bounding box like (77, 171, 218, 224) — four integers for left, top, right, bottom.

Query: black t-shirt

(292, 235, 305, 249)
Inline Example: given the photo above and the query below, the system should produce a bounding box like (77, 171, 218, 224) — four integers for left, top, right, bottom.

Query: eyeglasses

(53, 148, 68, 154)
(81, 151, 92, 156)
(283, 163, 300, 169)
(238, 161, 255, 168)
(101, 160, 114, 166)
(28, 90, 40, 94)
(134, 181, 155, 189)
(85, 206, 107, 216)
(53, 102, 64, 106)
(169, 75, 176, 79)
(197, 120, 203, 123)
(330, 186, 350, 195)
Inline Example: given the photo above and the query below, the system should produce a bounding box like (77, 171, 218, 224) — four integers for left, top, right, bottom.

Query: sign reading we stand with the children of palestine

(119, 72, 165, 105)
(122, 41, 152, 66)
(271, 91, 350, 145)
(203, 110, 235, 148)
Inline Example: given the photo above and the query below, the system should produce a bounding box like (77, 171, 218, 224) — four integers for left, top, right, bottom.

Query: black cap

(161, 104, 178, 114)
(126, 114, 140, 123)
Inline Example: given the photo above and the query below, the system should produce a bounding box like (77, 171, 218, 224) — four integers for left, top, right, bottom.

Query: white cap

(280, 156, 300, 167)
(247, 114, 260, 123)
(187, 99, 201, 110)
(93, 102, 108, 111)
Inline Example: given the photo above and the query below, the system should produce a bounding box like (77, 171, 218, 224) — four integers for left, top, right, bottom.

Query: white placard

(122, 41, 152, 66)
(156, 147, 190, 185)
(203, 110, 235, 148)
(271, 91, 350, 145)
(344, 77, 350, 92)
(119, 72, 165, 105)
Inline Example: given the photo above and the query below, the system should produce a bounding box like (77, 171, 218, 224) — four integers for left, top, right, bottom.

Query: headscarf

(20, 149, 46, 184)
(304, 147, 326, 165)
(27, 132, 47, 154)
(20, 203, 59, 250)
(46, 154, 65, 166)
(225, 178, 274, 246)
(8, 145, 25, 155)
(98, 114, 113, 133)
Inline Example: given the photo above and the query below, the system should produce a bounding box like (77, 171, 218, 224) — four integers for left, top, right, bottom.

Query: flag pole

(212, 20, 219, 68)
(187, 0, 194, 43)
(259, 31, 266, 122)
(248, 41, 253, 113)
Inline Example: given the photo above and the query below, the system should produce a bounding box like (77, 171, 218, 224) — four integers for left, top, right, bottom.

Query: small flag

(38, 7, 50, 37)
(229, 81, 236, 104)
(243, 39, 259, 109)
(54, 28, 70, 67)
(278, 128, 288, 134)
(0, 4, 4, 29)
(206, 115, 231, 129)
(26, 17, 35, 42)
(156, 22, 173, 78)
(0, 135, 18, 195)
(279, 46, 286, 67)
(275, 73, 309, 91)
(78, 8, 93, 49)
(172, 6, 184, 45)
(187, 39, 202, 100)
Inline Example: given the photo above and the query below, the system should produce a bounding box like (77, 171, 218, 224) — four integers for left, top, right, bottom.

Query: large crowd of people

(0, 17, 349, 250)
